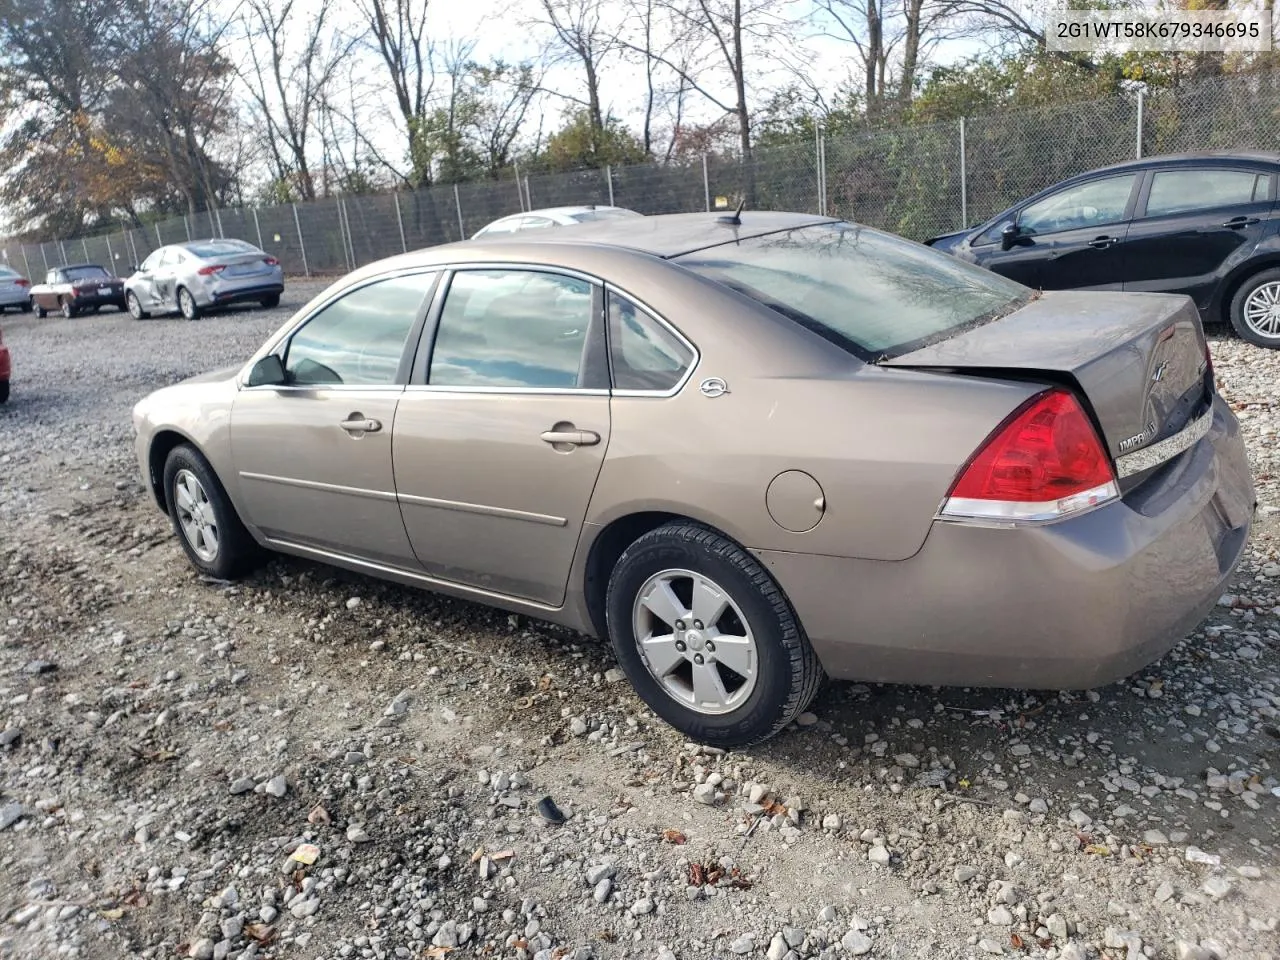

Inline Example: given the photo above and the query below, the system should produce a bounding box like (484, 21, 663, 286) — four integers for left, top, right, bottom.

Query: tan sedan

(132, 212, 1255, 746)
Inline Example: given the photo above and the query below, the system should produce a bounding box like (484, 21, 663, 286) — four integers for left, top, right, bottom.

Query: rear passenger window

(1146, 169, 1269, 217)
(607, 291, 694, 392)
(429, 269, 594, 388)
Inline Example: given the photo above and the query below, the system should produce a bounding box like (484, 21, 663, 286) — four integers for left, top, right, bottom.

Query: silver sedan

(125, 239, 285, 321)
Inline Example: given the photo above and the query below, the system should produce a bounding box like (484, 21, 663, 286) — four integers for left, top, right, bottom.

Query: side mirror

(246, 354, 287, 387)
(127, 264, 138, 275)
(1000, 222, 1022, 251)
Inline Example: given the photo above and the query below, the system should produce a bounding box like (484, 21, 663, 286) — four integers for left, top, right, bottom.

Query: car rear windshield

(675, 222, 1030, 359)
(569, 209, 639, 222)
(65, 266, 109, 280)
(0, 267, 18, 278)
(187, 240, 257, 258)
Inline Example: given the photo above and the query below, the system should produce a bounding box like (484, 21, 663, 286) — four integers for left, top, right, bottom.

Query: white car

(0, 265, 32, 312)
(125, 239, 285, 321)
(471, 205, 642, 239)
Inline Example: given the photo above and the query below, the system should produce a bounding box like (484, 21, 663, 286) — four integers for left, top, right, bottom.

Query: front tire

(162, 444, 259, 580)
(0, 380, 8, 404)
(178, 287, 200, 321)
(605, 522, 822, 748)
(20, 300, 31, 314)
(60, 297, 75, 319)
(34, 304, 46, 319)
(1231, 267, 1280, 348)
(126, 291, 148, 319)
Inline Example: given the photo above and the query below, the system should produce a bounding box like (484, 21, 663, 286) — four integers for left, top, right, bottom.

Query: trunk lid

(881, 290, 1211, 469)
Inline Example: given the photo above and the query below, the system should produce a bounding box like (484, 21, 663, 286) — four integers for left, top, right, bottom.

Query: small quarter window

(607, 291, 693, 391)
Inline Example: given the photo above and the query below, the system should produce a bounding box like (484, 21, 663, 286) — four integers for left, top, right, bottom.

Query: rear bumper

(71, 291, 125, 308)
(0, 291, 29, 307)
(202, 282, 283, 308)
(757, 393, 1256, 690)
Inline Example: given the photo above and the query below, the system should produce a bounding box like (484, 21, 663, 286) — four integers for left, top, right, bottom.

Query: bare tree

(237, 0, 354, 200)
(815, 0, 961, 117)
(352, 0, 436, 186)
(622, 0, 796, 197)
(531, 0, 617, 154)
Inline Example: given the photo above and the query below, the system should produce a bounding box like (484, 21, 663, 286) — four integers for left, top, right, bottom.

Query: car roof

(52, 262, 107, 270)
(1083, 150, 1280, 177)
(464, 210, 837, 259)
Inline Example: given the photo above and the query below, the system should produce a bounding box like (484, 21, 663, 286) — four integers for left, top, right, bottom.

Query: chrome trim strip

(402, 386, 609, 396)
(1115, 407, 1213, 479)
(396, 492, 567, 526)
(239, 384, 406, 394)
(262, 537, 562, 612)
(238, 471, 398, 502)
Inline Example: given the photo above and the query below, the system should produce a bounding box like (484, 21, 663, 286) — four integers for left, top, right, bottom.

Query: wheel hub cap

(174, 469, 219, 563)
(631, 568, 758, 716)
(1243, 282, 1280, 339)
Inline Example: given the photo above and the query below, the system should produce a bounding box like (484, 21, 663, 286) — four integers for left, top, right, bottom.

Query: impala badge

(700, 377, 729, 398)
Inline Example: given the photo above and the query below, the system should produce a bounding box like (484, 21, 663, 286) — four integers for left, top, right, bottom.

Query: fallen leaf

(245, 923, 276, 944)
(1084, 843, 1111, 856)
(470, 847, 485, 863)
(688, 862, 705, 886)
(98, 908, 124, 920)
(1010, 933, 1024, 949)
(292, 843, 320, 865)
(307, 805, 330, 825)
(424, 948, 454, 959)
(491, 849, 515, 861)
(662, 829, 687, 845)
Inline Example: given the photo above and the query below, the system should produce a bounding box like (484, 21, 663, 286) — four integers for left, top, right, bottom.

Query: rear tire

(126, 291, 148, 319)
(260, 294, 280, 309)
(162, 443, 259, 580)
(0, 380, 8, 404)
(20, 300, 31, 314)
(605, 521, 823, 748)
(1230, 267, 1280, 348)
(178, 287, 200, 321)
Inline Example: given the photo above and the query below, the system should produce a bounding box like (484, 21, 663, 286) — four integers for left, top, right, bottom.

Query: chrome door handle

(1222, 216, 1260, 229)
(340, 416, 382, 434)
(1087, 236, 1119, 249)
(540, 429, 600, 446)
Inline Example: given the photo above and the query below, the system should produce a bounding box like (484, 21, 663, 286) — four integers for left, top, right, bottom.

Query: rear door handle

(1088, 235, 1120, 249)
(540, 429, 600, 446)
(1222, 216, 1261, 229)
(340, 416, 382, 435)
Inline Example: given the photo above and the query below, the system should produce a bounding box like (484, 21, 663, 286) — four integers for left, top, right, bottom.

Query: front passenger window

(285, 273, 436, 386)
(1018, 174, 1137, 236)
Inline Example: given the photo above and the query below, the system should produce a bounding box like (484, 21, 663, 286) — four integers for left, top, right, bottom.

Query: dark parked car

(29, 264, 126, 317)
(925, 151, 1280, 348)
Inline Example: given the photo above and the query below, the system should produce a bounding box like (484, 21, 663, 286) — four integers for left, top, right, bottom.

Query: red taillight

(14, 278, 29, 287)
(264, 256, 279, 266)
(941, 389, 1118, 523)
(198, 264, 226, 276)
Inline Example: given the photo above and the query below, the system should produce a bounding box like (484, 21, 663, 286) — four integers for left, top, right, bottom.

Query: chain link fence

(6, 70, 1280, 280)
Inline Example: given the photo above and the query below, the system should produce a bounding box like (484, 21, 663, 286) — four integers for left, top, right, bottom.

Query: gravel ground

(1, 281, 1279, 960)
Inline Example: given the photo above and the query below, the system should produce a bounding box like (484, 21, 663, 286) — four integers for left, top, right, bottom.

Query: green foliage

(534, 109, 649, 172)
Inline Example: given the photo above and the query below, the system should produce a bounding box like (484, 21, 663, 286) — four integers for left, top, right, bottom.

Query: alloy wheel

(173, 469, 219, 562)
(630, 568, 758, 715)
(1242, 281, 1280, 341)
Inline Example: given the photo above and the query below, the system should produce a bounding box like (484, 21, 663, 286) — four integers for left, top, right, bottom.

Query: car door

(392, 266, 611, 606)
(230, 270, 440, 567)
(151, 248, 186, 308)
(131, 250, 162, 307)
(1122, 166, 1275, 311)
(975, 173, 1140, 290)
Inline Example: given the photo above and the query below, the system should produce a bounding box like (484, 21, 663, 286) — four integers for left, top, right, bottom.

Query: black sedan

(926, 151, 1280, 348)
